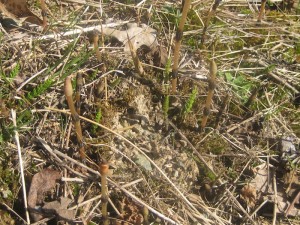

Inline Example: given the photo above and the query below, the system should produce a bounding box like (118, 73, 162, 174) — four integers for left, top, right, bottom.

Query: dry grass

(0, 0, 300, 224)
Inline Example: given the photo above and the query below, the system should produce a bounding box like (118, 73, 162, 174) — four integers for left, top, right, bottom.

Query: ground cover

(0, 0, 300, 224)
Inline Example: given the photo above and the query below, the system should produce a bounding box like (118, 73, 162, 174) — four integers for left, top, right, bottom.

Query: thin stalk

(201, 60, 217, 130)
(92, 30, 108, 102)
(64, 76, 85, 159)
(215, 93, 230, 129)
(92, 31, 102, 62)
(11, 110, 30, 224)
(257, 0, 267, 22)
(171, 0, 191, 93)
(40, 0, 48, 30)
(127, 33, 145, 76)
(75, 73, 83, 115)
(201, 0, 221, 46)
(100, 161, 109, 225)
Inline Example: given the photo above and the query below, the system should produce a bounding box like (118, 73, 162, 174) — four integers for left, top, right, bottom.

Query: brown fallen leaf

(246, 162, 300, 217)
(250, 163, 274, 196)
(43, 197, 75, 221)
(28, 168, 61, 221)
(102, 23, 158, 53)
(0, 0, 42, 25)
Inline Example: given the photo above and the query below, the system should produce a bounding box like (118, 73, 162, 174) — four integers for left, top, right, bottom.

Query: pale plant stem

(11, 109, 30, 224)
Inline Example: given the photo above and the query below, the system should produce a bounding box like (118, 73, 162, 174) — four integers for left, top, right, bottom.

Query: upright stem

(64, 76, 85, 159)
(257, 0, 267, 22)
(201, 60, 217, 130)
(40, 0, 48, 31)
(75, 73, 83, 115)
(171, 0, 191, 93)
(201, 0, 221, 46)
(127, 33, 145, 76)
(215, 93, 229, 129)
(100, 162, 109, 225)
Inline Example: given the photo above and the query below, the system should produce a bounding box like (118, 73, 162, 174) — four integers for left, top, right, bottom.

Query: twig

(250, 199, 269, 218)
(37, 136, 99, 175)
(36, 137, 89, 178)
(0, 202, 27, 224)
(225, 189, 257, 224)
(244, 59, 299, 93)
(61, 177, 84, 182)
(226, 111, 264, 133)
(272, 174, 277, 225)
(285, 191, 300, 217)
(38, 21, 130, 40)
(69, 195, 102, 210)
(16, 68, 47, 92)
(11, 109, 30, 224)
(169, 120, 217, 177)
(108, 179, 181, 225)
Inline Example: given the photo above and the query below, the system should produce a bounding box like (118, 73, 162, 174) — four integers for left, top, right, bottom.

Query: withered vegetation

(0, 0, 300, 224)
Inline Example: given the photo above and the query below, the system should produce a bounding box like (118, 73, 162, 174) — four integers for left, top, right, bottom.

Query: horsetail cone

(64, 76, 73, 97)
(210, 60, 217, 78)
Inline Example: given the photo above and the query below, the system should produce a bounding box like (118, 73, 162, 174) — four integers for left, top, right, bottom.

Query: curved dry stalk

(201, 60, 217, 130)
(201, 0, 222, 46)
(64, 76, 85, 159)
(171, 0, 191, 93)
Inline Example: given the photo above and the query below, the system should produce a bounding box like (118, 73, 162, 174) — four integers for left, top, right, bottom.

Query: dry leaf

(246, 162, 300, 217)
(28, 168, 61, 221)
(28, 168, 61, 208)
(0, 0, 42, 25)
(151, 45, 168, 67)
(43, 197, 75, 221)
(240, 184, 257, 208)
(250, 163, 274, 196)
(102, 23, 157, 53)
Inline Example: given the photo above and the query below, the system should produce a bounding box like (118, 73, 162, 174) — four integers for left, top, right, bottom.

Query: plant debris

(28, 168, 62, 222)
(0, 0, 42, 25)
(1, 0, 300, 224)
(102, 22, 158, 53)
